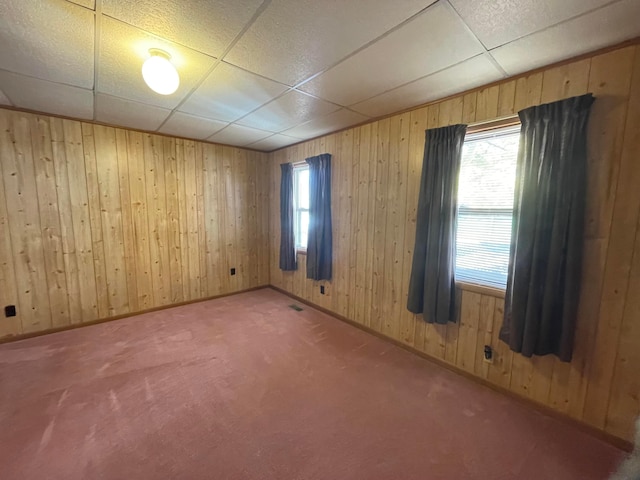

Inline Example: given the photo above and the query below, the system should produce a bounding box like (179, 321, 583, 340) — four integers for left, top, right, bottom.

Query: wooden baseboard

(268, 285, 633, 452)
(0, 285, 270, 345)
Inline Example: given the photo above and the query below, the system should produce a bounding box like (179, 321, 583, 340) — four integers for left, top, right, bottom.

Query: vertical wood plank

(62, 119, 98, 321)
(31, 115, 70, 326)
(456, 291, 481, 373)
(370, 118, 390, 333)
(144, 133, 171, 306)
(2, 112, 53, 332)
(114, 128, 139, 313)
(497, 80, 517, 117)
(50, 118, 83, 324)
(93, 125, 128, 316)
(163, 136, 183, 302)
(487, 298, 513, 389)
(0, 110, 22, 336)
(126, 131, 153, 310)
(475, 295, 496, 379)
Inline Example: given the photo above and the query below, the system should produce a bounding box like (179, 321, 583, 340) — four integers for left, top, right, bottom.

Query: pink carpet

(0, 288, 624, 479)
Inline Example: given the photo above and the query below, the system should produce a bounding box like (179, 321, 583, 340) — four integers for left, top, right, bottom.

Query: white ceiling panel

(207, 124, 274, 147)
(491, 0, 640, 76)
(158, 112, 227, 139)
(225, 0, 437, 86)
(284, 108, 369, 139)
(352, 55, 503, 118)
(102, 0, 263, 58)
(0, 0, 94, 88)
(66, 0, 95, 9)
(0, 71, 93, 119)
(0, 90, 11, 106)
(246, 133, 301, 152)
(449, 0, 613, 49)
(300, 2, 484, 106)
(179, 62, 289, 122)
(237, 90, 340, 132)
(95, 93, 171, 130)
(98, 16, 216, 110)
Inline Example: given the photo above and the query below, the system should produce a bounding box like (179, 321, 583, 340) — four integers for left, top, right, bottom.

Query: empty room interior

(2, 0, 640, 478)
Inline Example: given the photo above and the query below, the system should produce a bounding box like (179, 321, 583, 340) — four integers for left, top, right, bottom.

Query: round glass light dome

(142, 49, 179, 95)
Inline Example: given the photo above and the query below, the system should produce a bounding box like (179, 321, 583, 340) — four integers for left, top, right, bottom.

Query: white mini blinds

(455, 124, 521, 289)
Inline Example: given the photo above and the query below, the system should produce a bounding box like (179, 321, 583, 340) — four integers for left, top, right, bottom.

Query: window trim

(454, 120, 521, 291)
(292, 163, 309, 254)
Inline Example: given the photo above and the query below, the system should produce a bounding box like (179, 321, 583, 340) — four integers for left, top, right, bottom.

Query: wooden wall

(268, 44, 640, 442)
(0, 108, 270, 338)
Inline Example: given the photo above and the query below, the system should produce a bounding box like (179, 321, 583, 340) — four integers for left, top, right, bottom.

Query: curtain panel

(306, 153, 332, 281)
(407, 124, 467, 324)
(500, 93, 595, 362)
(279, 162, 297, 271)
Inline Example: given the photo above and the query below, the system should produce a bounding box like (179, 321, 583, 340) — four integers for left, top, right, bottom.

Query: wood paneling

(0, 108, 270, 338)
(267, 45, 640, 442)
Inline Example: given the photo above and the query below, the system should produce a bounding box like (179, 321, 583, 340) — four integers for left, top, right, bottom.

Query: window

(293, 164, 310, 250)
(455, 124, 520, 289)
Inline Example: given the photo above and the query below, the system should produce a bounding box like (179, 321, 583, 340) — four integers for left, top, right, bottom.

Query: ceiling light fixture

(142, 49, 179, 95)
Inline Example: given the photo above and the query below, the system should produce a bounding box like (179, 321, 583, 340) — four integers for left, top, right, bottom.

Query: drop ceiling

(0, 0, 638, 152)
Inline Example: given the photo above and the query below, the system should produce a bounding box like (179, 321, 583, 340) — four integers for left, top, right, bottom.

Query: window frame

(454, 119, 521, 295)
(292, 163, 310, 254)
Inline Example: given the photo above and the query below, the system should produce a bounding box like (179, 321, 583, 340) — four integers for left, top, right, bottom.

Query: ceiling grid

(0, 0, 637, 151)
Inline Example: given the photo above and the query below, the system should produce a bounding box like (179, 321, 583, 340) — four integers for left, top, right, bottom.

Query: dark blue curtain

(279, 163, 297, 271)
(500, 93, 594, 362)
(306, 154, 332, 281)
(407, 125, 467, 324)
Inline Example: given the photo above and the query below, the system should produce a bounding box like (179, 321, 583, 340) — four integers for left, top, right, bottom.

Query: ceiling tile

(300, 2, 484, 106)
(490, 0, 640, 76)
(179, 62, 288, 122)
(0, 0, 94, 88)
(351, 55, 503, 118)
(246, 133, 301, 152)
(66, 0, 95, 9)
(158, 112, 227, 139)
(95, 93, 171, 131)
(97, 16, 216, 110)
(207, 123, 274, 147)
(0, 71, 93, 119)
(283, 108, 369, 139)
(449, 0, 614, 49)
(225, 0, 437, 85)
(237, 90, 340, 132)
(102, 0, 262, 58)
(0, 89, 11, 106)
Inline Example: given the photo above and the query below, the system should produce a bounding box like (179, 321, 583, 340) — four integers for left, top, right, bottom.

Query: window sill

(296, 249, 307, 256)
(455, 281, 506, 299)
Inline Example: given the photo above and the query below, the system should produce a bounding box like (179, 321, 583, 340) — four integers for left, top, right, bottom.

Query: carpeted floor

(0, 288, 624, 479)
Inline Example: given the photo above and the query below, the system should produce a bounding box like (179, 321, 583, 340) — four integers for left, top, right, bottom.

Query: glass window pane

(455, 125, 519, 289)
(297, 168, 309, 209)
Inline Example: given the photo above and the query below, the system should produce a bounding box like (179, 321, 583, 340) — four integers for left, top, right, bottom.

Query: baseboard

(0, 285, 270, 345)
(268, 285, 634, 452)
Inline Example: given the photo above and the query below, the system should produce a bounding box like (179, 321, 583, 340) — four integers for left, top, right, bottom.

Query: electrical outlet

(5, 305, 16, 317)
(483, 345, 494, 364)
(230, 268, 236, 276)
(320, 285, 325, 295)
